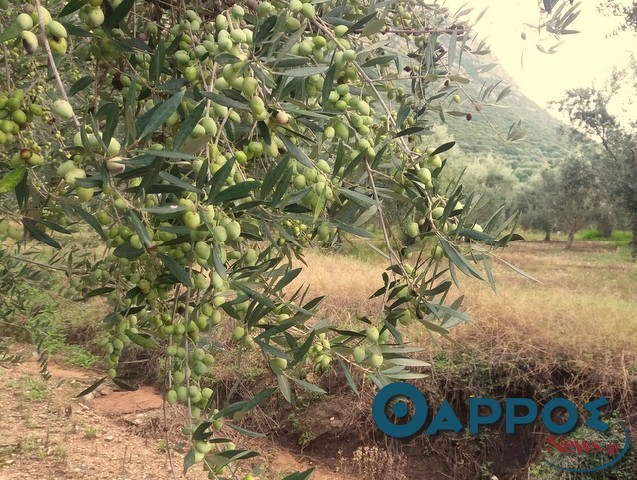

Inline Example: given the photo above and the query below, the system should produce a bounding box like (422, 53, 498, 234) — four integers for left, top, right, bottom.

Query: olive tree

(0, 0, 566, 477)
(557, 69, 637, 255)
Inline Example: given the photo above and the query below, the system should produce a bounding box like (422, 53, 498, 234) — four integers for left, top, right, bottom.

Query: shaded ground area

(0, 357, 354, 480)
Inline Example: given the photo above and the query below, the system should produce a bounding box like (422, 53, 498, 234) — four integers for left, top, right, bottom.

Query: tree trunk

(543, 230, 551, 242)
(631, 216, 637, 259)
(566, 230, 575, 249)
(597, 215, 613, 238)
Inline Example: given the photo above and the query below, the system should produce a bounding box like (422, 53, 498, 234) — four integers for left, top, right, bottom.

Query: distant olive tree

(557, 61, 637, 255)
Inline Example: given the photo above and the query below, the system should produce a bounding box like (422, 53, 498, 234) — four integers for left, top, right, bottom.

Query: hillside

(437, 49, 572, 181)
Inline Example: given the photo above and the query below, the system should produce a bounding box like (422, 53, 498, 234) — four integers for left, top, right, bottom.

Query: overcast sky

(445, 0, 637, 110)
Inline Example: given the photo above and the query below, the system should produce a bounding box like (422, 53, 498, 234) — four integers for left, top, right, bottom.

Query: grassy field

(296, 237, 637, 362)
(1, 233, 635, 479)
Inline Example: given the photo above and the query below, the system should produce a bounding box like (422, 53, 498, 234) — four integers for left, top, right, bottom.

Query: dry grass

(290, 240, 637, 390)
(292, 250, 384, 322)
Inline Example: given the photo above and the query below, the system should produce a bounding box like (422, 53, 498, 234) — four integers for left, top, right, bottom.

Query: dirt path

(0, 357, 354, 480)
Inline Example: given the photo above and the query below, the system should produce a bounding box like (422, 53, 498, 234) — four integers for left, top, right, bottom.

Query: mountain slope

(439, 50, 572, 180)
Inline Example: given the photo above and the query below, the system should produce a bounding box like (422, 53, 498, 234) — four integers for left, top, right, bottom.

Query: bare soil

(0, 356, 355, 480)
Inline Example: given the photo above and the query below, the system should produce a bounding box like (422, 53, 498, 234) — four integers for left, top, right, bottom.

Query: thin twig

(34, 0, 81, 128)
(2, 43, 11, 89)
(163, 400, 179, 480)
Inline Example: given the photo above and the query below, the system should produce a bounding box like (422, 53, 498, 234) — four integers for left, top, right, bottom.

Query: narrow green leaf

(113, 243, 145, 260)
(396, 126, 426, 138)
(201, 91, 248, 111)
(278, 66, 328, 77)
(144, 204, 188, 215)
(75, 376, 107, 397)
(59, 0, 89, 17)
(207, 158, 236, 203)
(0, 20, 22, 43)
(277, 374, 292, 403)
(282, 468, 316, 480)
(127, 210, 152, 247)
(224, 422, 266, 438)
(338, 359, 358, 394)
(97, 103, 118, 151)
(135, 90, 185, 140)
(385, 358, 431, 367)
(362, 18, 385, 37)
(213, 181, 259, 204)
(106, 0, 134, 29)
(23, 220, 61, 249)
(322, 63, 337, 107)
(438, 236, 484, 280)
(431, 141, 456, 155)
(361, 55, 397, 68)
(80, 287, 115, 300)
(183, 448, 196, 474)
(112, 377, 137, 391)
(0, 167, 26, 193)
(279, 135, 313, 168)
(125, 329, 159, 349)
(69, 75, 94, 97)
(291, 378, 326, 394)
(347, 12, 377, 33)
(159, 253, 193, 286)
(159, 171, 204, 194)
(214, 388, 277, 418)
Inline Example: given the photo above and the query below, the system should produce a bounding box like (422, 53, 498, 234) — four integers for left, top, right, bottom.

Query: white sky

(445, 0, 637, 110)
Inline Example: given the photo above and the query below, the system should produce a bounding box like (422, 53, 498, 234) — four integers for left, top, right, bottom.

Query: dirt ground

(0, 356, 355, 480)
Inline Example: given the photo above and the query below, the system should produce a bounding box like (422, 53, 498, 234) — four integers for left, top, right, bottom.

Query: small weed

(298, 430, 316, 450)
(61, 345, 99, 368)
(52, 444, 67, 461)
(339, 445, 407, 480)
(84, 425, 98, 439)
(19, 376, 49, 402)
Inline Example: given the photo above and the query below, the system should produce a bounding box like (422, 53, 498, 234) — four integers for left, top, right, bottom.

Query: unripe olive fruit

(429, 154, 442, 169)
(417, 167, 432, 184)
(184, 211, 201, 230)
(17, 13, 34, 31)
(166, 389, 178, 404)
(21, 30, 38, 55)
(7, 225, 24, 241)
(86, 7, 105, 28)
(231, 326, 245, 341)
(366, 326, 380, 342)
(177, 385, 188, 402)
(32, 6, 52, 25)
(47, 20, 68, 38)
(52, 100, 74, 120)
(195, 240, 210, 260)
(77, 187, 94, 202)
(370, 354, 384, 369)
(212, 225, 227, 243)
(335, 25, 348, 38)
(48, 36, 68, 54)
(275, 111, 289, 125)
(65, 168, 86, 187)
(195, 441, 213, 454)
(225, 221, 241, 241)
(406, 222, 419, 238)
(432, 245, 444, 260)
(173, 370, 185, 384)
(431, 206, 445, 220)
(452, 94, 461, 104)
(352, 346, 366, 363)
